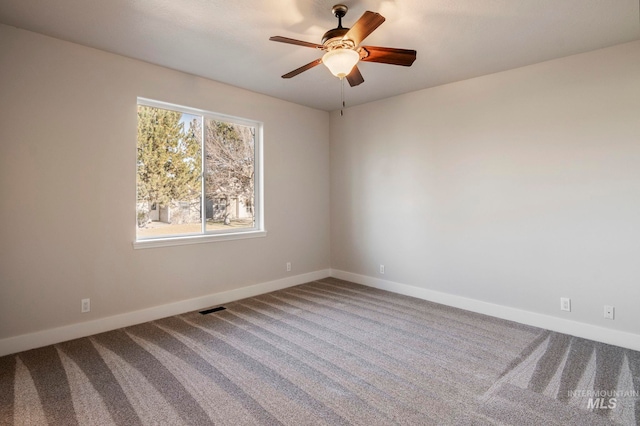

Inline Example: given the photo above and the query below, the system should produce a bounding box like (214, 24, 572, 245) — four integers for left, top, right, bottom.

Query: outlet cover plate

(604, 305, 614, 320)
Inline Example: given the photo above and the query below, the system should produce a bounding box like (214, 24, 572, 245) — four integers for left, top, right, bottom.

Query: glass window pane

(204, 119, 255, 233)
(136, 106, 202, 239)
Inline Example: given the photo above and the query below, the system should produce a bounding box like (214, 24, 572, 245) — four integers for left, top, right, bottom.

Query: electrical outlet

(379, 264, 385, 274)
(286, 262, 291, 272)
(81, 298, 90, 313)
(604, 305, 614, 320)
(560, 297, 571, 312)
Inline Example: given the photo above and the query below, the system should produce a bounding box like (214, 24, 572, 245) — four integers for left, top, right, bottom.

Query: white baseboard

(5, 268, 637, 357)
(0, 269, 331, 357)
(331, 269, 640, 352)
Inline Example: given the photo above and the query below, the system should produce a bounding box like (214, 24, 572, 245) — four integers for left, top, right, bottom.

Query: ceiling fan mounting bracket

(323, 5, 351, 45)
(331, 4, 348, 20)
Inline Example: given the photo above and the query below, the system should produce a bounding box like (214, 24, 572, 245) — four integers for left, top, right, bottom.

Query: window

(135, 98, 264, 248)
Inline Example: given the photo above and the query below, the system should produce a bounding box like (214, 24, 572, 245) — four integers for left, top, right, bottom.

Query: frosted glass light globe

(322, 49, 359, 78)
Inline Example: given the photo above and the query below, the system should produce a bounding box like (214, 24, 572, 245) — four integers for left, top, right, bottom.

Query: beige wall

(331, 41, 640, 337)
(0, 25, 330, 341)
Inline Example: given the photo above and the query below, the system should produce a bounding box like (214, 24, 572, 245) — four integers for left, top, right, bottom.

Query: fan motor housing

(321, 27, 349, 45)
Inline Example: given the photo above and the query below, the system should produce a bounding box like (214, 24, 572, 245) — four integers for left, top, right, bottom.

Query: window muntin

(136, 99, 262, 243)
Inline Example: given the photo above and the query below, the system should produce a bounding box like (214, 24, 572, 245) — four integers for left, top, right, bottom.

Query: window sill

(133, 230, 267, 249)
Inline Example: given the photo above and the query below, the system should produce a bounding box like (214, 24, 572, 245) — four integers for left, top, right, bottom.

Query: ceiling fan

(270, 4, 417, 87)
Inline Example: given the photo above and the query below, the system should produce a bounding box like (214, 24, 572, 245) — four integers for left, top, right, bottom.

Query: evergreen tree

(136, 106, 201, 224)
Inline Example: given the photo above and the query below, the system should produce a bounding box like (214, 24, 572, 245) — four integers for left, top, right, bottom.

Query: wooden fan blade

(346, 66, 364, 87)
(281, 58, 323, 78)
(270, 36, 324, 49)
(343, 11, 385, 46)
(359, 46, 417, 66)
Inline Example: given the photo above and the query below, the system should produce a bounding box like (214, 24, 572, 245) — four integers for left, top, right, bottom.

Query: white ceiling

(1, 0, 639, 111)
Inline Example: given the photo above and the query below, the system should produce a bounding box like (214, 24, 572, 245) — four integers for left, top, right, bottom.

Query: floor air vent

(199, 306, 227, 315)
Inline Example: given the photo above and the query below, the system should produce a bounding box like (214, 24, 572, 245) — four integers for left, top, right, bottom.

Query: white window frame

(133, 98, 265, 249)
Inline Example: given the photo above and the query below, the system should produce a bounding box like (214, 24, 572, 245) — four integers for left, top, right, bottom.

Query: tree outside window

(136, 100, 261, 240)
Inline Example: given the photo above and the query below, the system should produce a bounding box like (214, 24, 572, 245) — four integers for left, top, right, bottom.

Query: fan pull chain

(340, 77, 345, 116)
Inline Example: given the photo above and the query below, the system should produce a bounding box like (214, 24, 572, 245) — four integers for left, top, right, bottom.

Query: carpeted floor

(1, 278, 638, 425)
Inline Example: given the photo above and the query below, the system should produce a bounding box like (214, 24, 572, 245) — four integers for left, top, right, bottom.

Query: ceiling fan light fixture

(270, 5, 416, 86)
(322, 48, 359, 78)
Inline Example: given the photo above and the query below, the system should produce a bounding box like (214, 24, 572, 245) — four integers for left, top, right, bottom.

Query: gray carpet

(1, 278, 639, 425)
